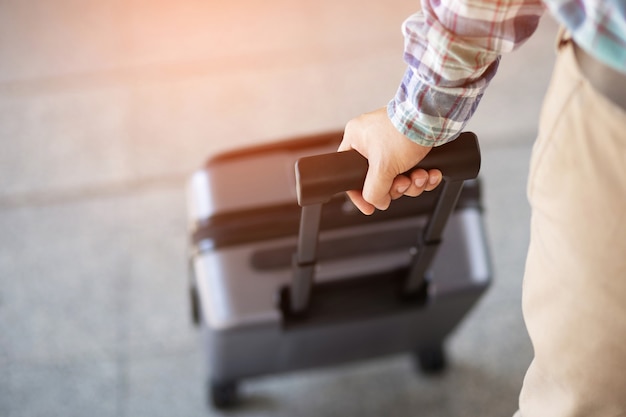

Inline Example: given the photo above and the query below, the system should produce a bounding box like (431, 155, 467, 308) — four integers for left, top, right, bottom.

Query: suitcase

(186, 131, 491, 408)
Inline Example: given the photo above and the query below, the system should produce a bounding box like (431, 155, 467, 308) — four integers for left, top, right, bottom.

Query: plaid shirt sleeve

(388, 0, 545, 146)
(546, 0, 626, 73)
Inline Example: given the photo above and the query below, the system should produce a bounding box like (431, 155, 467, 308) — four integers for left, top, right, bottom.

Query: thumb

(361, 157, 395, 211)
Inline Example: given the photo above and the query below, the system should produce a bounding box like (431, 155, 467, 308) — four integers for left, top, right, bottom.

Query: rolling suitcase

(187, 131, 491, 408)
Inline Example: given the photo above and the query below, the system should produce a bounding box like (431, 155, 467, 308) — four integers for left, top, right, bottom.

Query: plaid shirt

(390, 0, 626, 146)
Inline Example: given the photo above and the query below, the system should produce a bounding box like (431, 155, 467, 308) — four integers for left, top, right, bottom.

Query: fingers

(402, 169, 443, 197)
(361, 161, 395, 211)
(390, 175, 411, 200)
(388, 169, 444, 200)
(349, 169, 442, 215)
(341, 156, 443, 213)
(424, 169, 443, 191)
(345, 190, 376, 215)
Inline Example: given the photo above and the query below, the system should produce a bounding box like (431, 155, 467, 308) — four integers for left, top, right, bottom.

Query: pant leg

(517, 32, 626, 416)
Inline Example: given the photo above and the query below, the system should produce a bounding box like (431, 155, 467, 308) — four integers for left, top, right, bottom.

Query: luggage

(186, 131, 491, 408)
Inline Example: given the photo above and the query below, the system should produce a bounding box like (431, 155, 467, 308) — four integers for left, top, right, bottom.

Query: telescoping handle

(289, 131, 481, 314)
(295, 131, 481, 206)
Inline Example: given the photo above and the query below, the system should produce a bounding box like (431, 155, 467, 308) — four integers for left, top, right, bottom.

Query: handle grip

(295, 131, 480, 206)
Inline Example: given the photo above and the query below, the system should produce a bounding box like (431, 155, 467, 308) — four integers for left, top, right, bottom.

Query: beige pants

(515, 32, 626, 416)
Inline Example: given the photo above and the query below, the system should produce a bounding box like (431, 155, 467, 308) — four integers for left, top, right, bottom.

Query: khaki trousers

(515, 32, 626, 416)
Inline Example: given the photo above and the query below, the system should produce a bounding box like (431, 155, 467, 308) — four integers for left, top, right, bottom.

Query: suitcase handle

(295, 132, 480, 206)
(288, 132, 481, 314)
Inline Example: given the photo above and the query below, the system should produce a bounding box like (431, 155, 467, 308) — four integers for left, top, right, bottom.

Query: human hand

(339, 107, 442, 215)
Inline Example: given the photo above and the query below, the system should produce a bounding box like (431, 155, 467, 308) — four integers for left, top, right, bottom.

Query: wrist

(386, 100, 437, 147)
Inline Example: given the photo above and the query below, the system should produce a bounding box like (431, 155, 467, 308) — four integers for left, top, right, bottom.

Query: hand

(339, 107, 442, 215)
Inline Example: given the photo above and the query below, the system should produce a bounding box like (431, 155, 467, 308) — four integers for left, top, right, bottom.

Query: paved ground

(0, 2, 560, 416)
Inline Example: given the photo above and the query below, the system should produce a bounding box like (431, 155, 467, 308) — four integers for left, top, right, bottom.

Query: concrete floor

(0, 2, 560, 416)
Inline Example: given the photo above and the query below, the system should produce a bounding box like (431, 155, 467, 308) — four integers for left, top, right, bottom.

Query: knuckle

(361, 188, 377, 205)
(344, 118, 360, 136)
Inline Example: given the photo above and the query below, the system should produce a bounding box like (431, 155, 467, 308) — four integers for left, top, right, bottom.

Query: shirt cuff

(387, 60, 499, 147)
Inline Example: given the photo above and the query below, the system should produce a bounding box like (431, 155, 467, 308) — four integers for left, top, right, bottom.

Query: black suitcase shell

(186, 131, 491, 408)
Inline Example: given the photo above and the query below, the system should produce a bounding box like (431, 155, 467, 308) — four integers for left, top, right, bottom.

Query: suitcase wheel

(414, 345, 447, 374)
(209, 380, 239, 409)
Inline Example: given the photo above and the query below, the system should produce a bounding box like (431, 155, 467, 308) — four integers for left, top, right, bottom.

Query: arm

(390, 0, 545, 145)
(340, 0, 545, 214)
